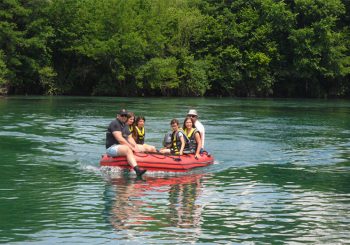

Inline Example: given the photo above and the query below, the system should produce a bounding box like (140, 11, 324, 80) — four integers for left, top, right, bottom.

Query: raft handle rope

(142, 151, 183, 161)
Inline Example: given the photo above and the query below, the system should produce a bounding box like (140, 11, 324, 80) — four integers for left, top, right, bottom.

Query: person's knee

(123, 146, 133, 156)
(160, 148, 169, 154)
(117, 145, 129, 155)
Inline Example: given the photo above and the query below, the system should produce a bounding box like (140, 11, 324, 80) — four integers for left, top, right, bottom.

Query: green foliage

(0, 50, 9, 85)
(194, 0, 293, 96)
(289, 0, 348, 96)
(39, 66, 58, 95)
(0, 0, 54, 94)
(178, 55, 210, 96)
(137, 57, 179, 96)
(0, 0, 349, 97)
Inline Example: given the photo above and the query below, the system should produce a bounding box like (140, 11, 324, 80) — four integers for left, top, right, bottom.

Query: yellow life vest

(135, 126, 145, 144)
(171, 128, 189, 154)
(184, 128, 198, 152)
(184, 128, 196, 138)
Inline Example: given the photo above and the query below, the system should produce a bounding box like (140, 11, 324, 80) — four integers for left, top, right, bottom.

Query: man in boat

(187, 109, 205, 153)
(105, 109, 146, 177)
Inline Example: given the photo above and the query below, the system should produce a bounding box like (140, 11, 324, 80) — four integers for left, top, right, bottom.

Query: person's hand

(195, 154, 200, 159)
(137, 145, 145, 153)
(133, 146, 141, 153)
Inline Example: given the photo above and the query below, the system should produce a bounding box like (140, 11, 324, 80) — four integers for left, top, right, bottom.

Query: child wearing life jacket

(160, 119, 188, 155)
(127, 114, 157, 153)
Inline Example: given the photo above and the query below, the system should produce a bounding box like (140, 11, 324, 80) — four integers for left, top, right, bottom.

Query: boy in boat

(160, 119, 188, 155)
(105, 109, 146, 177)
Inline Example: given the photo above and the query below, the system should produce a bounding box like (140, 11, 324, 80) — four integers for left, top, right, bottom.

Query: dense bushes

(0, 0, 349, 97)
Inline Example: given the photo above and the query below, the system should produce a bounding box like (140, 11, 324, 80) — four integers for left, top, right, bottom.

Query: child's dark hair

(170, 118, 179, 125)
(135, 116, 145, 125)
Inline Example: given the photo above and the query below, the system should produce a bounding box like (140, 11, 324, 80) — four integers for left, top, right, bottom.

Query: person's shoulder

(111, 119, 121, 125)
(110, 119, 123, 129)
(195, 120, 204, 129)
(108, 119, 116, 126)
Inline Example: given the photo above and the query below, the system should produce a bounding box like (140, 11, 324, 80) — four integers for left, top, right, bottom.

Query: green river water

(0, 96, 349, 244)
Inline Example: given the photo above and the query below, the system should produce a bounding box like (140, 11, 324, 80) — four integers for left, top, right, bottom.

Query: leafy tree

(289, 0, 348, 97)
(0, 0, 349, 97)
(178, 55, 210, 96)
(196, 0, 294, 96)
(0, 50, 9, 85)
(136, 57, 179, 96)
(0, 0, 54, 94)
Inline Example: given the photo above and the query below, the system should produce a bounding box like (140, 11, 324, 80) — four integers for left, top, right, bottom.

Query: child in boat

(126, 113, 157, 152)
(160, 119, 188, 155)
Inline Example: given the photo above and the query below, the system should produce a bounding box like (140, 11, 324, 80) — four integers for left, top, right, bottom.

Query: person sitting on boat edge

(105, 109, 146, 177)
(160, 119, 189, 155)
(183, 116, 202, 159)
(126, 113, 157, 153)
(187, 109, 205, 153)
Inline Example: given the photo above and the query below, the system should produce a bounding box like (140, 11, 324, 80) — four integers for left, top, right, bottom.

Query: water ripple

(0, 97, 349, 244)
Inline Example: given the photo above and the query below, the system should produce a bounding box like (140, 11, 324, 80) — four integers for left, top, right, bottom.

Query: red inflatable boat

(100, 152, 214, 172)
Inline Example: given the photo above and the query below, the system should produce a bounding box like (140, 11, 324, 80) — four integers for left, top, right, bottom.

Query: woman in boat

(183, 116, 202, 159)
(126, 113, 157, 152)
(160, 119, 187, 155)
(126, 112, 136, 138)
(187, 109, 205, 153)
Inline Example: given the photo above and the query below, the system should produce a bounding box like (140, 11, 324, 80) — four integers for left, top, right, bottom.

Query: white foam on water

(83, 165, 100, 172)
(98, 165, 210, 179)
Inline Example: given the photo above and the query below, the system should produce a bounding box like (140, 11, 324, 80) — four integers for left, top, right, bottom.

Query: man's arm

(113, 131, 134, 150)
(128, 134, 140, 152)
(196, 121, 205, 150)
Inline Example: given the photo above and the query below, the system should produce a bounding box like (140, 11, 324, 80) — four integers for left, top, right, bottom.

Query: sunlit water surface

(0, 96, 349, 244)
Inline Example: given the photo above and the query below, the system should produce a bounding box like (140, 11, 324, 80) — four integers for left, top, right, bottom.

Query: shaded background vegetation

(0, 0, 349, 97)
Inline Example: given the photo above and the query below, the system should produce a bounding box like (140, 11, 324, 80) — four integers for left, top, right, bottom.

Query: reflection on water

(103, 173, 205, 243)
(101, 164, 350, 244)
